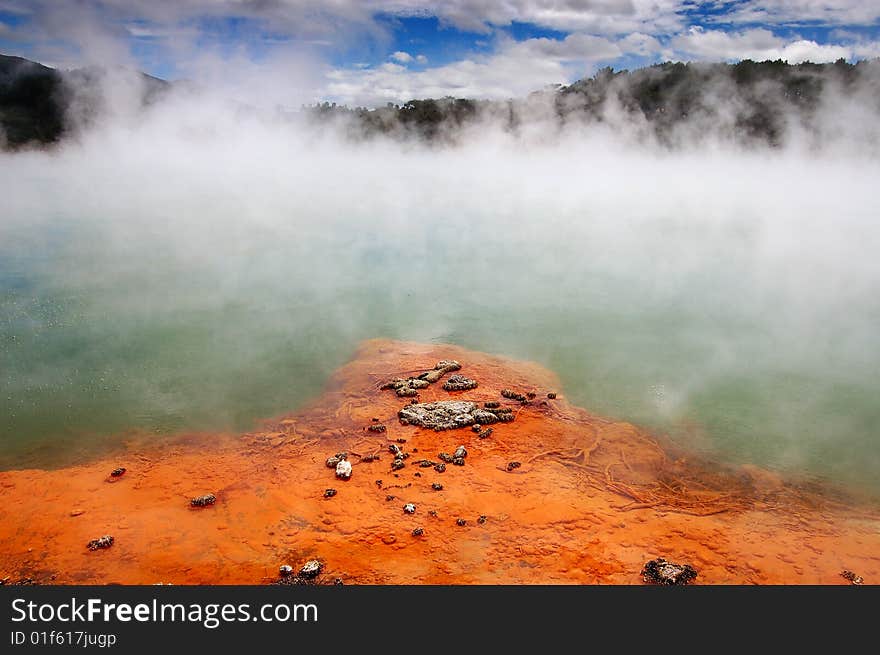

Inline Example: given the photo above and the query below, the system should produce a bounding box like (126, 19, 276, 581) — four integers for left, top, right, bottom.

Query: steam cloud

(1, 66, 879, 493)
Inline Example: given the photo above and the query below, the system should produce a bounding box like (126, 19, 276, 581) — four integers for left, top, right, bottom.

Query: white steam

(1, 70, 879, 490)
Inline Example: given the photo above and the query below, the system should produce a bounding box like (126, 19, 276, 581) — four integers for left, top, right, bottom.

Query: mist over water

(1, 88, 879, 494)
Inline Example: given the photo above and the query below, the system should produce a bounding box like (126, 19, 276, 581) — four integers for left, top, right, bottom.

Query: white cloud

(3, 0, 878, 110)
(618, 32, 663, 56)
(323, 31, 662, 106)
(378, 62, 407, 73)
(672, 27, 856, 63)
(0, 1, 384, 69)
(325, 51, 564, 106)
(0, 0, 680, 43)
(713, 1, 880, 27)
(852, 40, 880, 59)
(373, 1, 689, 35)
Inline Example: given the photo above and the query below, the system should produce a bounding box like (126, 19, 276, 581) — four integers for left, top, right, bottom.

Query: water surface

(1, 138, 879, 494)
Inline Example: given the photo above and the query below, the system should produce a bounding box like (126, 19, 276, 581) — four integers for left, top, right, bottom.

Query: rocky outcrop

(398, 401, 515, 431)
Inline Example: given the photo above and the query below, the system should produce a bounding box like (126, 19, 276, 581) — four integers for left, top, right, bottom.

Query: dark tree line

(306, 58, 879, 147)
(3, 52, 879, 150)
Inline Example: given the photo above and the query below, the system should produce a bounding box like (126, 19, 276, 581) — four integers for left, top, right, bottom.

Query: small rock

(484, 401, 500, 409)
(456, 518, 467, 527)
(443, 374, 478, 391)
(434, 463, 446, 473)
(334, 578, 344, 585)
(412, 527, 424, 537)
(452, 457, 465, 466)
(477, 515, 487, 524)
(547, 392, 557, 399)
(421, 360, 461, 383)
(501, 389, 527, 402)
(110, 467, 126, 477)
(335, 459, 353, 480)
(428, 510, 438, 517)
(481, 407, 514, 423)
(841, 570, 864, 585)
(478, 427, 493, 439)
(431, 483, 444, 491)
(388, 444, 402, 456)
(641, 558, 698, 585)
(272, 576, 313, 587)
(418, 460, 436, 468)
(438, 452, 454, 463)
(325, 456, 341, 469)
(87, 535, 114, 551)
(69, 509, 85, 517)
(454, 445, 468, 459)
(526, 392, 536, 400)
(279, 565, 293, 576)
(299, 560, 323, 579)
(386, 494, 396, 501)
(368, 424, 386, 433)
(323, 488, 337, 499)
(190, 494, 216, 507)
(403, 503, 416, 514)
(375, 479, 383, 487)
(392, 459, 405, 471)
(506, 461, 521, 471)
(472, 424, 482, 433)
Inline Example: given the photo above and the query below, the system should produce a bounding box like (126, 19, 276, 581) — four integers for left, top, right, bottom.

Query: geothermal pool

(1, 134, 879, 497)
(2, 339, 878, 584)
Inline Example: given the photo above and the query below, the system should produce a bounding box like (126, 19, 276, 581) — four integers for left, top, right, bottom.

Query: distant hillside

(309, 58, 880, 147)
(0, 53, 169, 149)
(3, 53, 880, 149)
(0, 54, 66, 147)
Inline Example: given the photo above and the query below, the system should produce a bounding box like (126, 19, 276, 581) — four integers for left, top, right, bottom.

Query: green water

(1, 141, 879, 494)
(2, 209, 879, 493)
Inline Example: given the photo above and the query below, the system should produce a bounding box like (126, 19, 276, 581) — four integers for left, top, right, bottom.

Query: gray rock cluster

(398, 401, 514, 431)
(190, 494, 216, 507)
(443, 374, 478, 391)
(381, 360, 462, 397)
(86, 535, 114, 551)
(641, 558, 698, 585)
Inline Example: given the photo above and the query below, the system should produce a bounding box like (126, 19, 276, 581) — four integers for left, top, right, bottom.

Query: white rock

(335, 459, 352, 480)
(299, 560, 323, 578)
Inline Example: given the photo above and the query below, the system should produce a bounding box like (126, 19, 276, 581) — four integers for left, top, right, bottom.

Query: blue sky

(1, 1, 879, 106)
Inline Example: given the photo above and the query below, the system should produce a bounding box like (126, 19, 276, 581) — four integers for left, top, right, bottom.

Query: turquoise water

(1, 140, 879, 494)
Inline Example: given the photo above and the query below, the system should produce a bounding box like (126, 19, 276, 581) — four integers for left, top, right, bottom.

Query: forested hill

(2, 52, 879, 149)
(310, 58, 880, 146)
(0, 55, 65, 147)
(0, 53, 168, 149)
